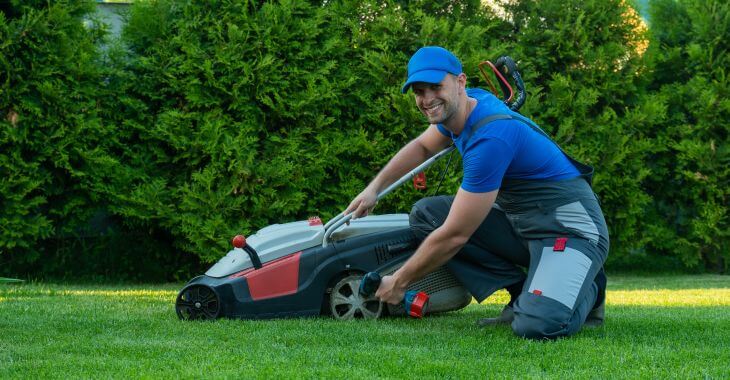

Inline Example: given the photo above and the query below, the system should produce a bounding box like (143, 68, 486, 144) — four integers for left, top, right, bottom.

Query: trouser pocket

(526, 238, 593, 310)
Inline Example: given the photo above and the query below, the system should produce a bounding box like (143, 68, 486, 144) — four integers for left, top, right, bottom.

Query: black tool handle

(359, 272, 382, 297)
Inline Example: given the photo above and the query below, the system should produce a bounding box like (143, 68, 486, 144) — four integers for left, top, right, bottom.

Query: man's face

(412, 74, 462, 125)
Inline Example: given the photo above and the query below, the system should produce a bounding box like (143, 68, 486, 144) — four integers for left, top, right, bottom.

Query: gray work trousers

(409, 178, 609, 339)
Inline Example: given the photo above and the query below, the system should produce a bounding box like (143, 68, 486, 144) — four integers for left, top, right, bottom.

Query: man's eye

(430, 85, 441, 91)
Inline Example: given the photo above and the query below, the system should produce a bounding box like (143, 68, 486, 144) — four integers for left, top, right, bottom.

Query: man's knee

(409, 196, 453, 238)
(511, 313, 566, 340)
(510, 294, 577, 340)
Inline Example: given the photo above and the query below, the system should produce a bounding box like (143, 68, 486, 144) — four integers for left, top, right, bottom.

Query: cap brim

(401, 70, 448, 93)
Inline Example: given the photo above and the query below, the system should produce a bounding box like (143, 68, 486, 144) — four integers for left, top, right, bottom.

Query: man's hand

(374, 275, 406, 305)
(344, 187, 378, 220)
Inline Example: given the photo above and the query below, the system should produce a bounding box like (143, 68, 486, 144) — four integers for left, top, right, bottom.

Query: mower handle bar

(322, 57, 526, 247)
(322, 145, 456, 247)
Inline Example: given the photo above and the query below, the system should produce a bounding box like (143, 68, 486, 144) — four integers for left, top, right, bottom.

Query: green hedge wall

(642, 0, 728, 270)
(1, 0, 727, 279)
(103, 0, 508, 263)
(0, 0, 201, 280)
(0, 0, 105, 264)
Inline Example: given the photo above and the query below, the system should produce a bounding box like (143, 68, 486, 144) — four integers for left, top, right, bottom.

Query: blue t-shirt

(436, 88, 580, 193)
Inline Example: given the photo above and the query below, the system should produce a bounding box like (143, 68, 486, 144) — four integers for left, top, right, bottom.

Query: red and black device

(359, 272, 429, 318)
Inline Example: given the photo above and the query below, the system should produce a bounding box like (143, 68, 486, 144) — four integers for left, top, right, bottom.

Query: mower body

(176, 214, 472, 320)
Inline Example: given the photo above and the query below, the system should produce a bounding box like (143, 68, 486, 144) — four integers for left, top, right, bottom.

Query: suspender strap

(467, 114, 513, 140)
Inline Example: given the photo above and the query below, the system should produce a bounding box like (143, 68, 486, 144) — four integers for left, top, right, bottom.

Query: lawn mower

(175, 56, 526, 321)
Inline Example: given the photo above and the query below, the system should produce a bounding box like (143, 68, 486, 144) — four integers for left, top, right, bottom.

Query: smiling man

(345, 46, 608, 339)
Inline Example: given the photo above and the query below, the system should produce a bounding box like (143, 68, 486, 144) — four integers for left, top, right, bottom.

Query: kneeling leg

(511, 237, 603, 339)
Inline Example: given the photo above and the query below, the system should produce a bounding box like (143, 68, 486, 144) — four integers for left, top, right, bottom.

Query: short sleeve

(460, 137, 515, 193)
(436, 124, 450, 137)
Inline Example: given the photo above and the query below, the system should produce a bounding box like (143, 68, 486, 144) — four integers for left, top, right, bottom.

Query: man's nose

(421, 89, 436, 102)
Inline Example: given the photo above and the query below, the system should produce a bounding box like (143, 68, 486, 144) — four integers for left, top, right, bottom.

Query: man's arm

(375, 187, 498, 304)
(345, 125, 451, 218)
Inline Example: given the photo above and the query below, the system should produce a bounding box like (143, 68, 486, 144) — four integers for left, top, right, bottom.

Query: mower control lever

(232, 235, 263, 270)
(358, 272, 429, 318)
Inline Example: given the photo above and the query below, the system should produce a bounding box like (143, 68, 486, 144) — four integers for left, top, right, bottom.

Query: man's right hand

(344, 187, 378, 220)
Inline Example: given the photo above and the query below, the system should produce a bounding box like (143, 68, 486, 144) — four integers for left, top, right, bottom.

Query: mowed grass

(1, 275, 729, 379)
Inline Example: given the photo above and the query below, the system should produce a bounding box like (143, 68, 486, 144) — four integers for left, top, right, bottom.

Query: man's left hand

(375, 275, 406, 305)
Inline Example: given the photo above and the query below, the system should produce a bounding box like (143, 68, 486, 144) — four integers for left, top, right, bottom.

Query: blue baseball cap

(401, 46, 463, 93)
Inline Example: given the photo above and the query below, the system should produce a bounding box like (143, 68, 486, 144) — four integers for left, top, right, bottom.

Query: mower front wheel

(176, 284, 221, 321)
(328, 274, 383, 320)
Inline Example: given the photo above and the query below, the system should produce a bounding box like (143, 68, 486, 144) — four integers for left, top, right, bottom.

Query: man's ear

(457, 73, 467, 91)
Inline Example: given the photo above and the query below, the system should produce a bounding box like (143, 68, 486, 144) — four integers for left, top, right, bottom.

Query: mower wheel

(176, 284, 221, 320)
(329, 274, 383, 320)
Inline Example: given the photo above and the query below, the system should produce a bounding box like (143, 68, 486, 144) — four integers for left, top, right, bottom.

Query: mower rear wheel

(176, 284, 221, 320)
(329, 274, 383, 320)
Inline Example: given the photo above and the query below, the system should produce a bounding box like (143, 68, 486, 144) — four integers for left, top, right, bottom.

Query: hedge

(0, 0, 106, 266)
(0, 0, 726, 279)
(0, 0, 200, 280)
(641, 0, 728, 270)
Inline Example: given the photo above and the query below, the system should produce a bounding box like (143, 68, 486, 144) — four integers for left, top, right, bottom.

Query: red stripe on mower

(243, 252, 302, 301)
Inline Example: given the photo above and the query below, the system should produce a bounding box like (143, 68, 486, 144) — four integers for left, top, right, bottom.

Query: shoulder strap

(467, 114, 512, 141)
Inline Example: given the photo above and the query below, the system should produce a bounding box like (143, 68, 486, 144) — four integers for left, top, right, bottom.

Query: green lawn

(1, 275, 729, 379)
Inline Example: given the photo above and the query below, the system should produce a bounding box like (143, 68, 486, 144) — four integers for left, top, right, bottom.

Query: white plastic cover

(205, 214, 409, 278)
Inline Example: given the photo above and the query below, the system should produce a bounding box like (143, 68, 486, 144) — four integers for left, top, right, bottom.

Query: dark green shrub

(2, 0, 726, 276)
(643, 0, 728, 270)
(0, 1, 194, 281)
(112, 0, 507, 262)
(0, 1, 103, 255)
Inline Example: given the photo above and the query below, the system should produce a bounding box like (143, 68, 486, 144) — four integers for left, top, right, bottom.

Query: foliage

(108, 0, 507, 262)
(642, 0, 729, 270)
(0, 1, 197, 280)
(0, 0, 103, 255)
(0, 0, 727, 277)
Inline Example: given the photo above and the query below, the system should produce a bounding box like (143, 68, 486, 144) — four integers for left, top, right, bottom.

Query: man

(345, 46, 608, 339)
